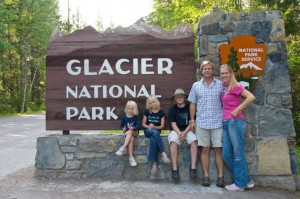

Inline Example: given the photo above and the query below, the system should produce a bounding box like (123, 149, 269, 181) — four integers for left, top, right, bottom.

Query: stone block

(246, 11, 266, 21)
(265, 10, 282, 21)
(81, 157, 125, 178)
(233, 21, 252, 36)
(256, 137, 291, 175)
(267, 62, 291, 93)
(66, 160, 83, 170)
(65, 153, 74, 160)
(252, 84, 265, 106)
(220, 21, 234, 33)
(251, 21, 272, 43)
(199, 35, 208, 56)
(123, 164, 152, 180)
(267, 43, 278, 54)
(79, 135, 119, 152)
(208, 42, 217, 55)
(271, 19, 286, 42)
(35, 137, 65, 169)
(57, 135, 79, 146)
(267, 94, 281, 107)
(253, 175, 295, 190)
(258, 106, 296, 137)
(200, 23, 220, 35)
(61, 146, 77, 153)
(208, 35, 228, 43)
(74, 151, 106, 159)
(198, 8, 226, 27)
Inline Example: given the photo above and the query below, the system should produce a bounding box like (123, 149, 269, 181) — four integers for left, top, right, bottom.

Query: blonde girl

(142, 95, 170, 179)
(116, 101, 140, 167)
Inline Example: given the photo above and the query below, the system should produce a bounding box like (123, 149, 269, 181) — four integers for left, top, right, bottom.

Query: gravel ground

(0, 166, 300, 199)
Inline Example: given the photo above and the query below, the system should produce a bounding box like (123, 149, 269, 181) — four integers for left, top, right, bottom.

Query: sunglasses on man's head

(202, 60, 211, 65)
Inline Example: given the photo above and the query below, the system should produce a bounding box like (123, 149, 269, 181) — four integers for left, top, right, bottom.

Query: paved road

(0, 113, 299, 199)
(0, 113, 60, 180)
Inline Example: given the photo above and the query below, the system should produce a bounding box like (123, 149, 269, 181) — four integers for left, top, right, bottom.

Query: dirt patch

(1, 166, 300, 199)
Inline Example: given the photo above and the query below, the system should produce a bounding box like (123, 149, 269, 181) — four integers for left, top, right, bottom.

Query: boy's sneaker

(225, 183, 244, 192)
(247, 180, 255, 188)
(216, 176, 225, 188)
(116, 147, 126, 156)
(201, 176, 210, 187)
(129, 157, 137, 167)
(189, 166, 197, 179)
(172, 170, 180, 180)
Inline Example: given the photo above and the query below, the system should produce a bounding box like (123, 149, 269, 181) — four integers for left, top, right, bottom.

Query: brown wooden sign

(46, 20, 195, 130)
(219, 35, 267, 90)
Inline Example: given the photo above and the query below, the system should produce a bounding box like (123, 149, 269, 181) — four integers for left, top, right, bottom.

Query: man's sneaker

(172, 170, 180, 180)
(216, 176, 225, 188)
(201, 176, 210, 187)
(189, 167, 197, 179)
(129, 157, 137, 167)
(225, 183, 244, 192)
(247, 180, 255, 188)
(116, 147, 126, 156)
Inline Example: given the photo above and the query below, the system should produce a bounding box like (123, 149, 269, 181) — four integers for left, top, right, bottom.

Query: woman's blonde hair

(146, 95, 160, 110)
(125, 100, 139, 115)
(220, 64, 238, 92)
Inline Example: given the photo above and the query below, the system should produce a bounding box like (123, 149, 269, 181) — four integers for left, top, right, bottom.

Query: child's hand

(127, 123, 134, 130)
(179, 132, 186, 141)
(148, 123, 155, 129)
(122, 126, 126, 132)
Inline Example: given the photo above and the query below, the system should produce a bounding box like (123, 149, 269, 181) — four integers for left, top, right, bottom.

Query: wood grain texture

(46, 22, 195, 130)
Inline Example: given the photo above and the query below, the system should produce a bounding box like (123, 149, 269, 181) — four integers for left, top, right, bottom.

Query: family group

(115, 61, 255, 192)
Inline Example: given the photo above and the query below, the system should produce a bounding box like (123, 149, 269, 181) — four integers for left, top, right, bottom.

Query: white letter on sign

(66, 60, 81, 75)
(92, 107, 104, 120)
(78, 107, 90, 120)
(116, 59, 130, 74)
(106, 107, 118, 120)
(84, 59, 97, 75)
(66, 107, 78, 120)
(158, 58, 173, 74)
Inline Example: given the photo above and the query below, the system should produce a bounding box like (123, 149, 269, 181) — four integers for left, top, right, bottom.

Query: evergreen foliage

(0, 0, 299, 143)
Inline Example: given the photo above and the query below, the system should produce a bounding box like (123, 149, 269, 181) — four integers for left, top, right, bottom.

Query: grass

(102, 130, 170, 135)
(0, 110, 45, 117)
(295, 145, 300, 175)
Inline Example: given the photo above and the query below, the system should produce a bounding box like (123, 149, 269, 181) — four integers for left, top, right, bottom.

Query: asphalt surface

(0, 113, 300, 199)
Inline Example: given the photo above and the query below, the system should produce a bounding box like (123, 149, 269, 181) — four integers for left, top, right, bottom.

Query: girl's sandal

(151, 165, 158, 173)
(162, 156, 171, 164)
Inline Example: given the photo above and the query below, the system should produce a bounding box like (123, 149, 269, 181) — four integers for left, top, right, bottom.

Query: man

(168, 88, 198, 180)
(188, 60, 224, 188)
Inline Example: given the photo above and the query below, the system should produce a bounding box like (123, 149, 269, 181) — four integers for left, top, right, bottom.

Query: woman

(220, 64, 255, 191)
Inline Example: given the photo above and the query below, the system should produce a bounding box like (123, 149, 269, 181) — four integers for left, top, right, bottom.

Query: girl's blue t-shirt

(119, 115, 140, 131)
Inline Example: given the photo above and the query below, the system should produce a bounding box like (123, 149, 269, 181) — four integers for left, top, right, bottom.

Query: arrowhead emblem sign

(219, 35, 267, 90)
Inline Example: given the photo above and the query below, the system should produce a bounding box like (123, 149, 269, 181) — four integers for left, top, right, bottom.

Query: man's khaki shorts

(196, 127, 223, 147)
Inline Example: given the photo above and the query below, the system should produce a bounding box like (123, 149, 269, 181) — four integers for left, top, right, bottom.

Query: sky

(58, 0, 154, 28)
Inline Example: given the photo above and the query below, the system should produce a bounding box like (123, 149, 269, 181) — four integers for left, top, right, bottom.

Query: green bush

(295, 146, 300, 175)
(288, 37, 300, 145)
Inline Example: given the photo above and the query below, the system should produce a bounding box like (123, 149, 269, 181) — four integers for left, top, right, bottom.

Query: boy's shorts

(196, 127, 223, 147)
(168, 130, 197, 145)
